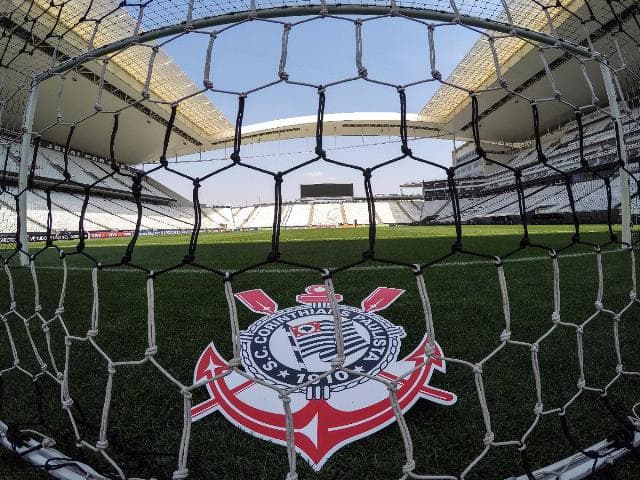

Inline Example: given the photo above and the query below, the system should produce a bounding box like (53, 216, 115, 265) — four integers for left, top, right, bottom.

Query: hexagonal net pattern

(1, 1, 640, 480)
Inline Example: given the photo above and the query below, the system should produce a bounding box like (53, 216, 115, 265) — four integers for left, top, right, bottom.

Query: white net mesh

(1, 1, 640, 480)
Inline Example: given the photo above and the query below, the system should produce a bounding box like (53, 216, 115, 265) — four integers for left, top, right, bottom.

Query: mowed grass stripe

(26, 224, 623, 249)
(25, 248, 631, 275)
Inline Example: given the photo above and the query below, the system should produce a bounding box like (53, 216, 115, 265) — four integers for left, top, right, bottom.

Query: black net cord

(13, 194, 21, 252)
(0, 381, 47, 461)
(27, 135, 40, 190)
(45, 189, 52, 247)
(576, 111, 587, 170)
(604, 177, 615, 241)
(399, 88, 411, 156)
(315, 88, 326, 158)
(109, 113, 120, 172)
(0, 144, 9, 192)
(514, 171, 530, 245)
(185, 179, 201, 263)
(519, 447, 538, 480)
(573, 110, 617, 246)
(445, 168, 462, 250)
(62, 126, 75, 180)
(471, 95, 530, 244)
(531, 104, 576, 244)
(270, 172, 283, 261)
(231, 95, 246, 163)
(122, 174, 143, 265)
(601, 395, 640, 437)
(103, 102, 176, 268)
(559, 413, 608, 460)
(470, 95, 484, 159)
(159, 105, 177, 167)
(564, 176, 581, 241)
(598, 396, 640, 464)
(364, 168, 376, 258)
(531, 103, 548, 165)
(77, 189, 90, 253)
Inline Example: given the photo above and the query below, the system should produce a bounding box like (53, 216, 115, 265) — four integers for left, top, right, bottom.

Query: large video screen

(300, 183, 354, 198)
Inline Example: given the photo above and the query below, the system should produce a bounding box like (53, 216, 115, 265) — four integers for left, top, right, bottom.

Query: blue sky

(147, 17, 480, 206)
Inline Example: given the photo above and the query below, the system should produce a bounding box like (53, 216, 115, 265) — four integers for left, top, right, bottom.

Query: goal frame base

(3, 419, 638, 480)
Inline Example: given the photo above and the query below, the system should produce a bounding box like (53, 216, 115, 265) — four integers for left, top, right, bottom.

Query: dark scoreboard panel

(300, 183, 354, 198)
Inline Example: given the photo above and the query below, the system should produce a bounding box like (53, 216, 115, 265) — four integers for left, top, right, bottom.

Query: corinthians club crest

(192, 285, 456, 470)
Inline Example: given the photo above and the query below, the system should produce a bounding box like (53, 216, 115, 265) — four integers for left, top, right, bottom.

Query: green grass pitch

(0, 224, 638, 479)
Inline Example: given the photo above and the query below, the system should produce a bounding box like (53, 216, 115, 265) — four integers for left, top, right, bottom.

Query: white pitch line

(22, 248, 629, 275)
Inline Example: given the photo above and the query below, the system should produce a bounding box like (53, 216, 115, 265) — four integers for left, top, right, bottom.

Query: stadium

(1, 1, 640, 479)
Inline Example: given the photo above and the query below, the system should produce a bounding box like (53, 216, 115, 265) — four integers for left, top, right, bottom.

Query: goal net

(1, 1, 639, 479)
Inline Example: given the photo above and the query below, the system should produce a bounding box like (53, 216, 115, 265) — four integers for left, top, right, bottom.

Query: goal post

(17, 82, 39, 267)
(600, 62, 632, 245)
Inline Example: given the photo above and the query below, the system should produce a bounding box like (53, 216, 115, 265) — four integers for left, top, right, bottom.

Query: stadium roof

(426, 0, 640, 142)
(208, 112, 445, 149)
(421, 0, 583, 124)
(17, 0, 231, 140)
(1, 0, 230, 163)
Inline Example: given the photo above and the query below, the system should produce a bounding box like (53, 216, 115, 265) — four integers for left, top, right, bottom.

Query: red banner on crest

(361, 287, 404, 313)
(235, 289, 278, 314)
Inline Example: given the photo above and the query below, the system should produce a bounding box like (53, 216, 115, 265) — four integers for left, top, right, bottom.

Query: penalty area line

(25, 249, 628, 275)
